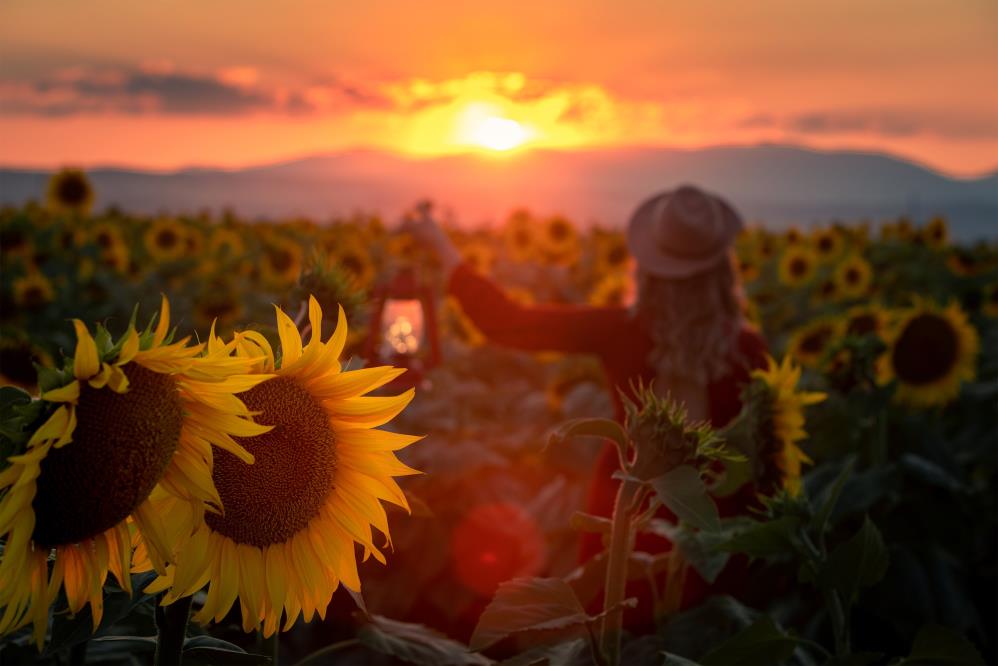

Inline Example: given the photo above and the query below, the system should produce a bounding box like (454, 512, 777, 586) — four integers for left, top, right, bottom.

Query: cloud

(0, 66, 390, 117)
(741, 110, 998, 140)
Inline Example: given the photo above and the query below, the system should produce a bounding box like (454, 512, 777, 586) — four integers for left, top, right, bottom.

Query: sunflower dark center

(32, 365, 182, 547)
(57, 175, 89, 206)
(891, 314, 959, 385)
(845, 267, 861, 285)
(550, 222, 569, 241)
(789, 257, 808, 277)
(268, 248, 293, 273)
(818, 237, 833, 252)
(0, 230, 26, 251)
(199, 300, 237, 320)
(847, 314, 877, 336)
(341, 254, 363, 275)
(819, 280, 836, 297)
(606, 245, 627, 265)
(206, 376, 335, 547)
(96, 231, 114, 249)
(156, 228, 179, 249)
(20, 286, 47, 307)
(0, 344, 38, 385)
(799, 326, 833, 354)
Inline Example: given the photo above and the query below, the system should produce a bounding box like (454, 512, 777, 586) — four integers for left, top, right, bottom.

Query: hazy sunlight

(455, 102, 534, 153)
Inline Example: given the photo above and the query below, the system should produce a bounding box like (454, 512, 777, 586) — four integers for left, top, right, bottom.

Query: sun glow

(469, 116, 528, 151)
(456, 103, 533, 153)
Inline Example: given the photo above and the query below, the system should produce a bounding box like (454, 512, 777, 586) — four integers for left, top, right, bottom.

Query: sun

(456, 103, 532, 152)
(470, 116, 528, 151)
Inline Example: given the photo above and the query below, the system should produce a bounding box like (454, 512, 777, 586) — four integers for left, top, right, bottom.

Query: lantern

(365, 266, 441, 387)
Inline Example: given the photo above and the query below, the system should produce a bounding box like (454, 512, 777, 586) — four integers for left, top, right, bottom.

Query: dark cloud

(740, 110, 998, 140)
(0, 68, 389, 116)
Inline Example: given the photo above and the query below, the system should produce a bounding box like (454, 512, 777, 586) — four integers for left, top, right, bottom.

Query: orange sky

(1, 1, 996, 175)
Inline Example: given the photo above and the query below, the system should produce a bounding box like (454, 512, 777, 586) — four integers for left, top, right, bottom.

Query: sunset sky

(1, 0, 996, 175)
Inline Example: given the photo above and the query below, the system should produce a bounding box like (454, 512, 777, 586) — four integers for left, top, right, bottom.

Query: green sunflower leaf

(354, 614, 489, 666)
(469, 577, 598, 652)
(820, 515, 889, 605)
(699, 616, 800, 666)
(648, 465, 721, 533)
(548, 417, 629, 465)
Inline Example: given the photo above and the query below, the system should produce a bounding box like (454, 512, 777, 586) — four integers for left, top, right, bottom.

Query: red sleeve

(447, 263, 628, 355)
(740, 326, 771, 372)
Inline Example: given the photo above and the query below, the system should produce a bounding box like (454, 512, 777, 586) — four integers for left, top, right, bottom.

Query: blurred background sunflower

(778, 245, 818, 287)
(46, 168, 94, 216)
(878, 299, 979, 407)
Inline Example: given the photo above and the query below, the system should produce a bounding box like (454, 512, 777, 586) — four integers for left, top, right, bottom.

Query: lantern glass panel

(380, 298, 424, 357)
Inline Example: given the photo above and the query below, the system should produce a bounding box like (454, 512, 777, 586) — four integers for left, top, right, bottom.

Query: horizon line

(1, 141, 996, 181)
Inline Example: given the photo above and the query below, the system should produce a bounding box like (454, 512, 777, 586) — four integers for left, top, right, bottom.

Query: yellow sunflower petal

(72, 320, 100, 380)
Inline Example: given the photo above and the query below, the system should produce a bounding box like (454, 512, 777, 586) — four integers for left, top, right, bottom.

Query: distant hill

(2, 144, 996, 240)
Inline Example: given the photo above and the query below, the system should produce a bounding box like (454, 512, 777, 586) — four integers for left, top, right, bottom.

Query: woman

(406, 184, 770, 615)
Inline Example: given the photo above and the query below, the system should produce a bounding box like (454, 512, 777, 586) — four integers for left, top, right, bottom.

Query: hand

(401, 201, 462, 274)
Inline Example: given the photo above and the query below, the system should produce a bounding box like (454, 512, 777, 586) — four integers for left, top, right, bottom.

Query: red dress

(447, 263, 770, 613)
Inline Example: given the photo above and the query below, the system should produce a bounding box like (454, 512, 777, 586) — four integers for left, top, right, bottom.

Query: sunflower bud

(623, 384, 701, 481)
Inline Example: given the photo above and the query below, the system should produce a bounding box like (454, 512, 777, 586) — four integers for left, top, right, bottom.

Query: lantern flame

(381, 299, 424, 355)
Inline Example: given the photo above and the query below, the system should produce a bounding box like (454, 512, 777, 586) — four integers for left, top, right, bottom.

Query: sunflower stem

(872, 406, 888, 466)
(598, 478, 640, 666)
(260, 630, 280, 666)
(68, 639, 88, 665)
(154, 594, 192, 666)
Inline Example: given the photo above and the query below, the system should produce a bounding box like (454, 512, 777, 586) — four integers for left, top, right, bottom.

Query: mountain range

(2, 144, 995, 239)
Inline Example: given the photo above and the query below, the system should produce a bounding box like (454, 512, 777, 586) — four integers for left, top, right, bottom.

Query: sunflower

(736, 255, 760, 283)
(946, 249, 981, 277)
(333, 242, 375, 289)
(193, 280, 244, 332)
(539, 216, 580, 266)
(919, 216, 948, 249)
(0, 334, 52, 391)
(503, 208, 537, 262)
(0, 298, 271, 647)
(812, 277, 838, 305)
(843, 304, 888, 339)
(777, 246, 818, 287)
(755, 233, 778, 262)
(261, 235, 304, 286)
(751, 356, 826, 495)
(46, 168, 94, 215)
(783, 226, 805, 246)
(588, 273, 632, 307)
(12, 272, 55, 308)
(208, 227, 246, 260)
(983, 283, 998, 318)
(89, 221, 125, 253)
(810, 227, 844, 261)
(878, 299, 979, 408)
(184, 226, 206, 255)
(787, 318, 840, 368)
(144, 218, 188, 263)
(460, 240, 495, 274)
(594, 232, 630, 276)
(833, 254, 873, 300)
(146, 297, 420, 636)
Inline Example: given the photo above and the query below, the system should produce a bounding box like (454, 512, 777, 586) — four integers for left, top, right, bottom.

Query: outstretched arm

(404, 203, 625, 355)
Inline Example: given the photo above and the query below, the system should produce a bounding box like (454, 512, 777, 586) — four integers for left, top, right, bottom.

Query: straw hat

(626, 184, 743, 278)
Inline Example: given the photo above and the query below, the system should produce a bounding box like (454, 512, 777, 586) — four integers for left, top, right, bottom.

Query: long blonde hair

(632, 252, 747, 385)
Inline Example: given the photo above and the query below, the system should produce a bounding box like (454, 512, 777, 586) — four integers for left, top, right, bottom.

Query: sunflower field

(0, 169, 996, 665)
